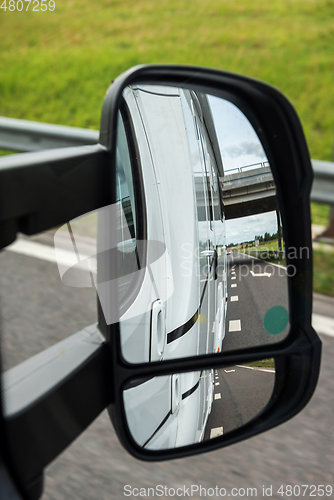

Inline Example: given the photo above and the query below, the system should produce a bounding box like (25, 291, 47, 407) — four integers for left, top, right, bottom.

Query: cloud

(226, 211, 278, 244)
(222, 139, 266, 160)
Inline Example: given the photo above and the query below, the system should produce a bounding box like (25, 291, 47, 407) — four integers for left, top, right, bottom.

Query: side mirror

(0, 65, 321, 498)
(95, 65, 321, 459)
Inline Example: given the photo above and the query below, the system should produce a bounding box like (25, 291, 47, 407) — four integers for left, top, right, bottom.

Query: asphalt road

(204, 365, 275, 440)
(223, 252, 289, 352)
(1, 238, 333, 500)
(44, 333, 334, 500)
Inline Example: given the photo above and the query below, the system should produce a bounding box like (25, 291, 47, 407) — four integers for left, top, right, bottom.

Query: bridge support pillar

(276, 210, 283, 253)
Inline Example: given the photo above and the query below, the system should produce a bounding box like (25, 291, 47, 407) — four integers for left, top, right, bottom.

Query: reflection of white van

(116, 85, 228, 448)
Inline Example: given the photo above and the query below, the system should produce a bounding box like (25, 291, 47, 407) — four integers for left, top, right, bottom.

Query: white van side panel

(119, 87, 168, 363)
(133, 87, 200, 359)
(123, 376, 177, 448)
(121, 86, 227, 449)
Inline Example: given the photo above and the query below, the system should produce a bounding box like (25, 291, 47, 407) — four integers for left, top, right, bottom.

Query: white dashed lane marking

(312, 313, 334, 338)
(5, 238, 96, 272)
(250, 270, 271, 277)
(236, 365, 275, 373)
(210, 427, 224, 438)
(229, 320, 241, 332)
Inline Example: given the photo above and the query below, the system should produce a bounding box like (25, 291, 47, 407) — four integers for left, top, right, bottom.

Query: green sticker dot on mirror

(264, 306, 289, 335)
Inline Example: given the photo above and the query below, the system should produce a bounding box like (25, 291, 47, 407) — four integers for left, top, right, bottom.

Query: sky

(208, 95, 268, 172)
(225, 211, 278, 246)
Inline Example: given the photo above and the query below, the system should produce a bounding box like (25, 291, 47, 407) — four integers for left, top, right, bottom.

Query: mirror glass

(116, 84, 289, 363)
(123, 358, 275, 450)
(52, 84, 290, 364)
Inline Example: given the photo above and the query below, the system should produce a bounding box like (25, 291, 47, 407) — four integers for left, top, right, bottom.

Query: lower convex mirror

(123, 358, 275, 450)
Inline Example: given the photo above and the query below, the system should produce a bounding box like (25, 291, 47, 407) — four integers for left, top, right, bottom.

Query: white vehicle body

(55, 85, 227, 449)
(116, 84, 228, 448)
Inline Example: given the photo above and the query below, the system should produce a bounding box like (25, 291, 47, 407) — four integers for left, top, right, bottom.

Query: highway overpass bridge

(222, 164, 277, 220)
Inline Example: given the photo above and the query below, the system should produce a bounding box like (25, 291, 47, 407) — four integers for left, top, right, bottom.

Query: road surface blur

(1, 236, 333, 500)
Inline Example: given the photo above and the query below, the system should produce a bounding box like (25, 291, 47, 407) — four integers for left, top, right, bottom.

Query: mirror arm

(0, 144, 110, 249)
(2, 325, 111, 496)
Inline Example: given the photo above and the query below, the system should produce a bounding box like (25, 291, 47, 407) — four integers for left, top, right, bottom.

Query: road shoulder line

(312, 313, 334, 338)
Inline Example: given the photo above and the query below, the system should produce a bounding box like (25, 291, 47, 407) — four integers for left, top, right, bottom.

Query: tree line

(227, 231, 278, 248)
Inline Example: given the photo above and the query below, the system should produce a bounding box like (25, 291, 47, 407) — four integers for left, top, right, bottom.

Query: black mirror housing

(97, 65, 321, 460)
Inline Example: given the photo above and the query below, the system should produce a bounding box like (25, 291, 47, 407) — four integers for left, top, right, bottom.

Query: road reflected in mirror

(222, 211, 289, 352)
(123, 359, 275, 450)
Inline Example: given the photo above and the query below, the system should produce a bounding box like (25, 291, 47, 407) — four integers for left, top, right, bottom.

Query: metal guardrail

(225, 162, 270, 174)
(310, 160, 334, 205)
(0, 116, 333, 205)
(0, 116, 99, 152)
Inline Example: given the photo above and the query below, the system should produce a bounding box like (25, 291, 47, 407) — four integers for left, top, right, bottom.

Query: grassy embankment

(235, 239, 286, 265)
(0, 0, 333, 294)
(240, 237, 334, 296)
(246, 359, 275, 369)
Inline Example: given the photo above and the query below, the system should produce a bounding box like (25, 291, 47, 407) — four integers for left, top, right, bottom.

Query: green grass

(0, 0, 334, 157)
(313, 247, 334, 297)
(1, 0, 334, 295)
(244, 359, 275, 369)
(246, 239, 280, 252)
(0, 150, 15, 157)
(311, 203, 330, 227)
(242, 239, 286, 265)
